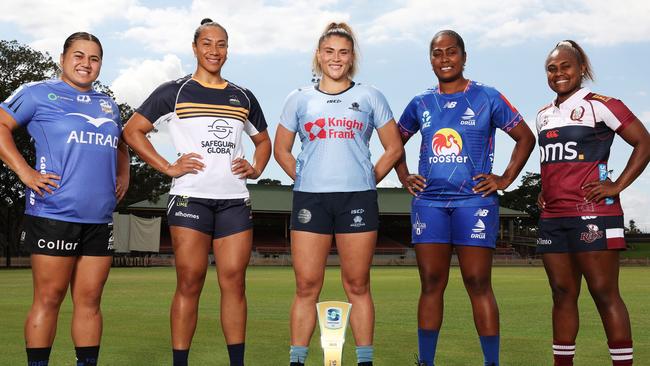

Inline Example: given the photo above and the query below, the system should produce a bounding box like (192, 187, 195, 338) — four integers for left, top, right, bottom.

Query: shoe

(413, 353, 427, 366)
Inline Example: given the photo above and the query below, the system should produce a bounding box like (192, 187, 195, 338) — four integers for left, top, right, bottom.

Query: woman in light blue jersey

(394, 30, 534, 366)
(274, 22, 403, 366)
(0, 32, 129, 366)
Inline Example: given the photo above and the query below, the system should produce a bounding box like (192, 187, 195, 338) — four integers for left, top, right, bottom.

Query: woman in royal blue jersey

(122, 19, 271, 366)
(394, 30, 535, 366)
(536, 40, 650, 366)
(274, 22, 403, 366)
(0, 33, 129, 366)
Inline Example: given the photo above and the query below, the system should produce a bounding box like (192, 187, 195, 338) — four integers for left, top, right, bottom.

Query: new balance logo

(443, 101, 457, 109)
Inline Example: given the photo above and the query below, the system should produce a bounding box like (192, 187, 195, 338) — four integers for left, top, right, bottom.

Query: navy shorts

(411, 204, 498, 248)
(291, 190, 379, 234)
(21, 214, 114, 257)
(536, 215, 626, 253)
(166, 195, 253, 239)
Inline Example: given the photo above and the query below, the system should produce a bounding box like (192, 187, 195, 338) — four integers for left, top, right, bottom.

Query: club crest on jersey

(421, 111, 431, 129)
(570, 106, 585, 122)
(229, 95, 242, 106)
(429, 128, 467, 164)
(348, 102, 361, 112)
(580, 224, 603, 243)
(460, 107, 476, 126)
(99, 99, 113, 114)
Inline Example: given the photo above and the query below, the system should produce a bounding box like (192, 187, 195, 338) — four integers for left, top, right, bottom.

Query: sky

(1, 0, 649, 229)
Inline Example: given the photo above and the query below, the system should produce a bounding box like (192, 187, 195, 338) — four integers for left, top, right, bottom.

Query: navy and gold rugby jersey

(536, 87, 635, 218)
(137, 75, 267, 199)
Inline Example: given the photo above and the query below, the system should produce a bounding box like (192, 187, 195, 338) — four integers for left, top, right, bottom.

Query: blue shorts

(166, 195, 253, 239)
(291, 190, 379, 234)
(536, 215, 626, 253)
(411, 204, 498, 248)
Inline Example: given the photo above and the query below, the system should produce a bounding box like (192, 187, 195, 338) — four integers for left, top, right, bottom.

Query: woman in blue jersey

(394, 30, 535, 366)
(274, 22, 403, 366)
(0, 32, 129, 366)
(122, 19, 271, 366)
(536, 40, 650, 366)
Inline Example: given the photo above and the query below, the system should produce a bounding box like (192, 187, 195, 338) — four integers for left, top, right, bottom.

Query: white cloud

(110, 54, 185, 107)
(621, 184, 650, 232)
(120, 0, 349, 55)
(0, 0, 134, 57)
(363, 0, 650, 47)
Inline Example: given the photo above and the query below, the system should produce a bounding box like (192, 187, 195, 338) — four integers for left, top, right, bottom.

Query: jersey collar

(554, 87, 591, 109)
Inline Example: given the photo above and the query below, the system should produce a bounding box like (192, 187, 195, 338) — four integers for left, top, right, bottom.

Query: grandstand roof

(128, 185, 529, 217)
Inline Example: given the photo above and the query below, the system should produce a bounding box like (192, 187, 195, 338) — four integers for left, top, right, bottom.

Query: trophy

(316, 301, 352, 366)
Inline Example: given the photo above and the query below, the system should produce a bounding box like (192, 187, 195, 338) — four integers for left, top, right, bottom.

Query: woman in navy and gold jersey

(123, 19, 271, 366)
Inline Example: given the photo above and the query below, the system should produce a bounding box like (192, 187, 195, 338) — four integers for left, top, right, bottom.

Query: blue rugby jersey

(279, 82, 393, 192)
(1, 79, 121, 223)
(398, 81, 523, 207)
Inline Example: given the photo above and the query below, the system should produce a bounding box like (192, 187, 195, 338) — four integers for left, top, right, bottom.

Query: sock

(553, 341, 575, 366)
(26, 347, 51, 366)
(227, 343, 245, 366)
(479, 335, 499, 366)
(609, 340, 633, 366)
(418, 328, 439, 366)
(173, 349, 189, 366)
(75, 346, 99, 366)
(356, 345, 373, 364)
(289, 345, 308, 364)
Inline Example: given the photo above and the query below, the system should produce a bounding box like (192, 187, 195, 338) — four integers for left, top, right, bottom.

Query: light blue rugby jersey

(1, 79, 121, 223)
(398, 81, 523, 208)
(280, 82, 393, 192)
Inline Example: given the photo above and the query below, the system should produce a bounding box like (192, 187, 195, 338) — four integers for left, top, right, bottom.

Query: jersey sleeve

(279, 89, 301, 132)
(135, 81, 178, 124)
(367, 86, 394, 129)
(0, 83, 38, 126)
(488, 88, 523, 132)
(243, 89, 267, 136)
(591, 96, 636, 133)
(397, 97, 420, 138)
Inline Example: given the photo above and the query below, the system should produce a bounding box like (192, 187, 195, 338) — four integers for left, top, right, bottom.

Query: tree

(0, 40, 58, 262)
(626, 219, 641, 234)
(257, 178, 282, 186)
(499, 172, 542, 225)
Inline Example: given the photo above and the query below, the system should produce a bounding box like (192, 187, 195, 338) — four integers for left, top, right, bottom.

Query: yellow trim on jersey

(177, 108, 248, 119)
(176, 102, 249, 114)
(176, 112, 247, 122)
(191, 77, 228, 89)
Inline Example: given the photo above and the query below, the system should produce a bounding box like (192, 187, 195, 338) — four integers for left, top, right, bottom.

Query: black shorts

(21, 215, 114, 257)
(291, 190, 379, 234)
(536, 215, 626, 254)
(166, 195, 253, 238)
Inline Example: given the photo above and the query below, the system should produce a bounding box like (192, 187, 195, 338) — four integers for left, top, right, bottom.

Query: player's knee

(176, 270, 206, 297)
(587, 282, 619, 308)
(549, 281, 579, 304)
(342, 277, 370, 297)
(218, 271, 246, 294)
(72, 288, 103, 309)
(462, 274, 491, 296)
(35, 286, 68, 310)
(295, 278, 322, 299)
(420, 273, 448, 294)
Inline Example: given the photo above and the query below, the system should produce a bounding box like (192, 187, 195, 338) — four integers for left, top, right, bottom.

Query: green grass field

(1, 266, 648, 365)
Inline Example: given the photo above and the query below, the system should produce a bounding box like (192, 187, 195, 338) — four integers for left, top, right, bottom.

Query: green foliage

(257, 178, 282, 185)
(500, 172, 541, 224)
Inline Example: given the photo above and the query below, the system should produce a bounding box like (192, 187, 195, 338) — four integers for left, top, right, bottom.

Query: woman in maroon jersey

(536, 40, 650, 366)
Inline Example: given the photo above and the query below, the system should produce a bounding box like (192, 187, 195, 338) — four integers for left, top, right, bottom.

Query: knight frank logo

(580, 224, 604, 243)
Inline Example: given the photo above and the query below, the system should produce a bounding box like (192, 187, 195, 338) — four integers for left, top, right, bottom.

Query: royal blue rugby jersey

(279, 82, 393, 192)
(1, 79, 122, 223)
(398, 81, 523, 207)
(136, 76, 267, 199)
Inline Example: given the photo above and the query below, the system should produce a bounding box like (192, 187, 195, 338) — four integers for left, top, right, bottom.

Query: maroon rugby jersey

(536, 88, 636, 218)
